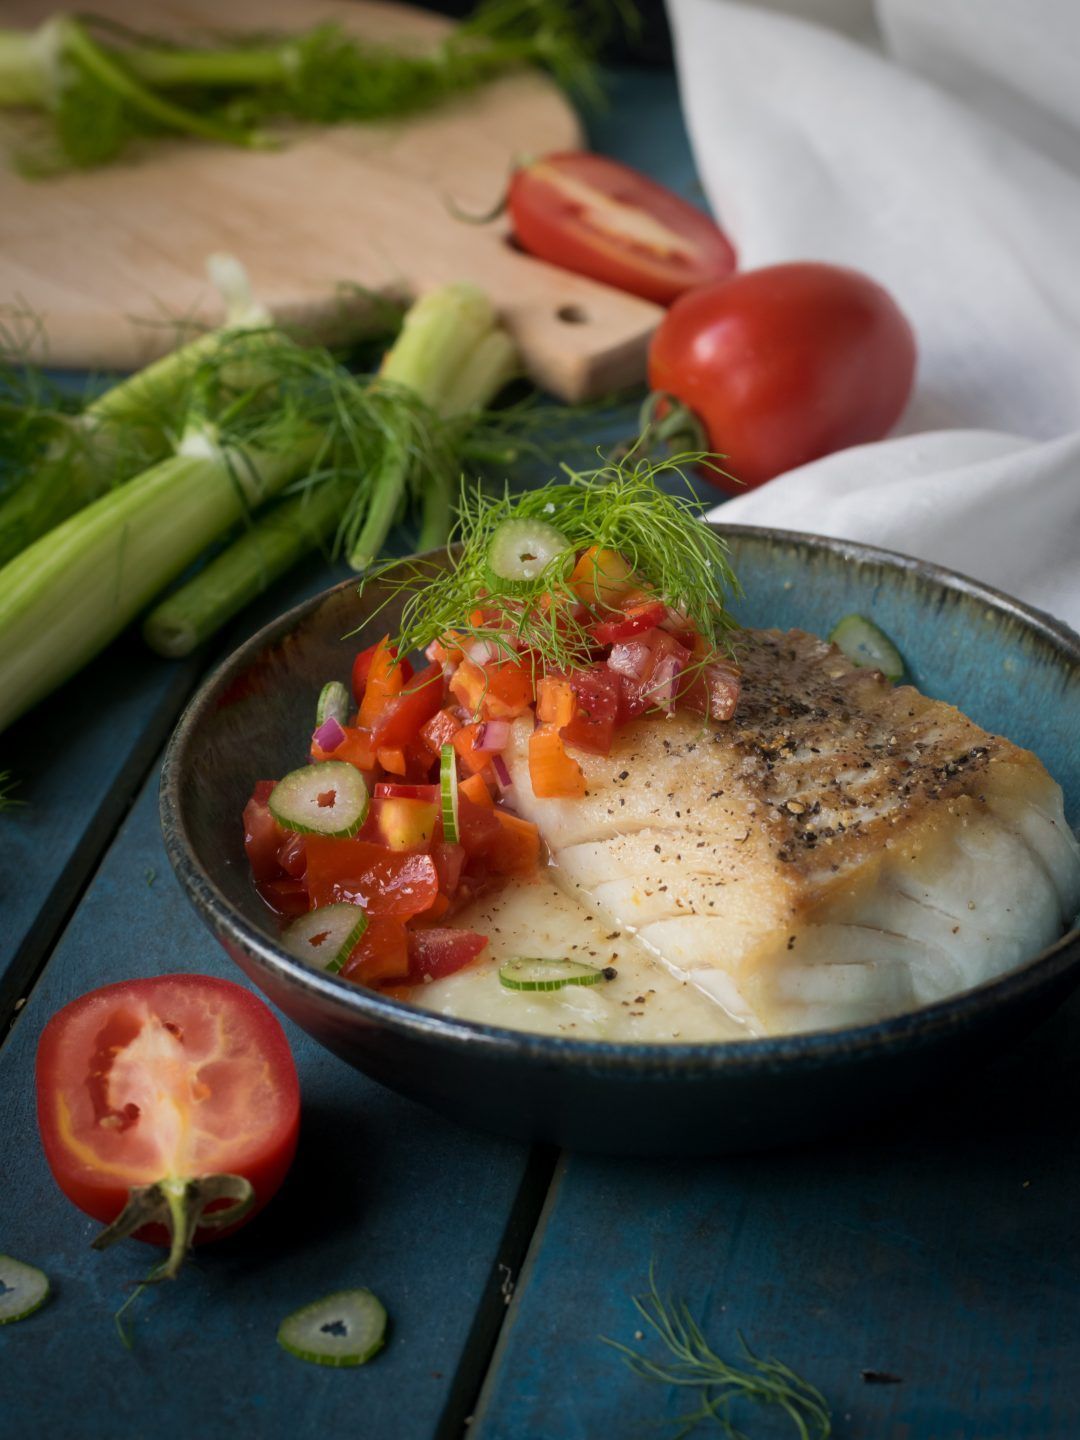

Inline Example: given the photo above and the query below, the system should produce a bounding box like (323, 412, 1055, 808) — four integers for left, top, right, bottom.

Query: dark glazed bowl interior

(161, 528, 1080, 1156)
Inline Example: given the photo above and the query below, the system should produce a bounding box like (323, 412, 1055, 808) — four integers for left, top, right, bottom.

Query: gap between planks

(434, 1144, 562, 1439)
(459, 1150, 572, 1438)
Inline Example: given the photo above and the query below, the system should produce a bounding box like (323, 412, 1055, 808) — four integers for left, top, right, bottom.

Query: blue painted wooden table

(3, 67, 1079, 1440)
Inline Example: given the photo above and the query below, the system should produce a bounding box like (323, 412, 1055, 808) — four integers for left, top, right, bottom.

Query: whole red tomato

(36, 973, 299, 1277)
(647, 262, 917, 491)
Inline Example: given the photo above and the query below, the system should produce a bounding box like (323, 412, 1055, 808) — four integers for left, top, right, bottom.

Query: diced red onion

(649, 653, 685, 713)
(475, 719, 511, 752)
(491, 754, 513, 791)
(312, 715, 346, 752)
(607, 639, 653, 681)
(464, 638, 503, 665)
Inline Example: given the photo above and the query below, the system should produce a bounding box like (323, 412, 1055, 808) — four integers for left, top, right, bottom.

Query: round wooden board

(0, 0, 661, 398)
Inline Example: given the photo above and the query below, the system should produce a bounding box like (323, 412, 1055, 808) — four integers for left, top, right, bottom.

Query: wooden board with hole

(0, 0, 662, 399)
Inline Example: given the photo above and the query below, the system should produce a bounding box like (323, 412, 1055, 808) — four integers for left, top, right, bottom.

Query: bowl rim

(160, 524, 1080, 1075)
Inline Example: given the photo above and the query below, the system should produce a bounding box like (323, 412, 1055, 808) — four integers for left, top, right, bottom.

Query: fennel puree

(412, 870, 745, 1043)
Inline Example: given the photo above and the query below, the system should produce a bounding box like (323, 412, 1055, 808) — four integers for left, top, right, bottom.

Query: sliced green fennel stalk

(143, 284, 519, 658)
(0, 424, 316, 734)
(0, 253, 270, 568)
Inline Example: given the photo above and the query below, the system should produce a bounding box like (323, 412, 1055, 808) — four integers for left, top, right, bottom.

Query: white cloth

(665, 0, 1080, 630)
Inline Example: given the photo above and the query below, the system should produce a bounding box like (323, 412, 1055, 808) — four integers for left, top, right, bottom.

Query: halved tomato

(508, 153, 736, 305)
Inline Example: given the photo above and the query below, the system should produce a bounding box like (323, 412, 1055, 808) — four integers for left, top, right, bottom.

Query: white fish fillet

(504, 629, 1080, 1035)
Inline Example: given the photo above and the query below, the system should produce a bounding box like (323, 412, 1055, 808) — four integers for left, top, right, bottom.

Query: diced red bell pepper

(314, 724, 377, 771)
(377, 797, 438, 852)
(569, 546, 639, 609)
(589, 600, 667, 646)
(536, 676, 575, 728)
(528, 725, 586, 799)
(377, 747, 408, 776)
(371, 662, 444, 751)
(357, 637, 410, 728)
(342, 917, 411, 986)
(489, 811, 540, 876)
(453, 722, 491, 776)
(459, 772, 493, 808)
(407, 928, 488, 982)
(243, 783, 286, 883)
(305, 837, 439, 917)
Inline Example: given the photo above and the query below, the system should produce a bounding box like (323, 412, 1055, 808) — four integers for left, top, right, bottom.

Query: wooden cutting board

(0, 0, 661, 399)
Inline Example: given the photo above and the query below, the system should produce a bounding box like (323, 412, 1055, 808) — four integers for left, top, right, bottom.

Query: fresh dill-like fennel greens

(368, 456, 742, 673)
(0, 0, 617, 174)
(603, 1268, 831, 1440)
(0, 277, 572, 732)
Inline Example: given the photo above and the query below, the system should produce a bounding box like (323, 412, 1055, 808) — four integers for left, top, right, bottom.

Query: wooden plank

(1, 763, 547, 1439)
(470, 994, 1080, 1439)
(1, 0, 662, 400)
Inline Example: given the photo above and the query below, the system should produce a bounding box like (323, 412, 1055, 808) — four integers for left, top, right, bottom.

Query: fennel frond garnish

(603, 1269, 831, 1440)
(368, 454, 742, 673)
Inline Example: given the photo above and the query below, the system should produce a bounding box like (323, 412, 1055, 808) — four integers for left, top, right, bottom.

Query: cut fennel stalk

(142, 284, 520, 657)
(0, 253, 270, 568)
(0, 425, 316, 734)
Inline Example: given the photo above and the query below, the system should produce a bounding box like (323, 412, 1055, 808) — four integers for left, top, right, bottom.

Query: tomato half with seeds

(36, 974, 299, 1278)
(508, 153, 736, 305)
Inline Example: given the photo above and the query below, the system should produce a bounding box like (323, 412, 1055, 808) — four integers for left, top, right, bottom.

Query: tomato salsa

(243, 543, 740, 995)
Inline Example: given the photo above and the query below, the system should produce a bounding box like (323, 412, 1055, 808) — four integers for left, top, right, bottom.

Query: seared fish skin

(505, 629, 1080, 1035)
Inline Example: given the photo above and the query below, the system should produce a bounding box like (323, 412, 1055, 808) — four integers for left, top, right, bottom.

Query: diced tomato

(681, 656, 742, 723)
(374, 783, 439, 802)
(259, 876, 310, 917)
(342, 918, 411, 986)
(453, 722, 491, 776)
(562, 664, 621, 755)
(490, 811, 540, 876)
(243, 784, 285, 883)
(277, 831, 307, 879)
(305, 838, 439, 917)
(432, 842, 466, 895)
(377, 747, 408, 776)
(420, 707, 462, 757)
(589, 600, 667, 646)
(407, 928, 488, 982)
(457, 793, 502, 860)
(529, 725, 586, 799)
(357, 638, 410, 728)
(371, 662, 444, 750)
(460, 772, 493, 808)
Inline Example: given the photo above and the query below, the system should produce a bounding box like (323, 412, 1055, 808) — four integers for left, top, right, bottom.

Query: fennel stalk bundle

(0, 282, 521, 736)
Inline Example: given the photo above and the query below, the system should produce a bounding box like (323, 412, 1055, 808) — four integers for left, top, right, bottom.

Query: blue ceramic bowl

(160, 529, 1080, 1156)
